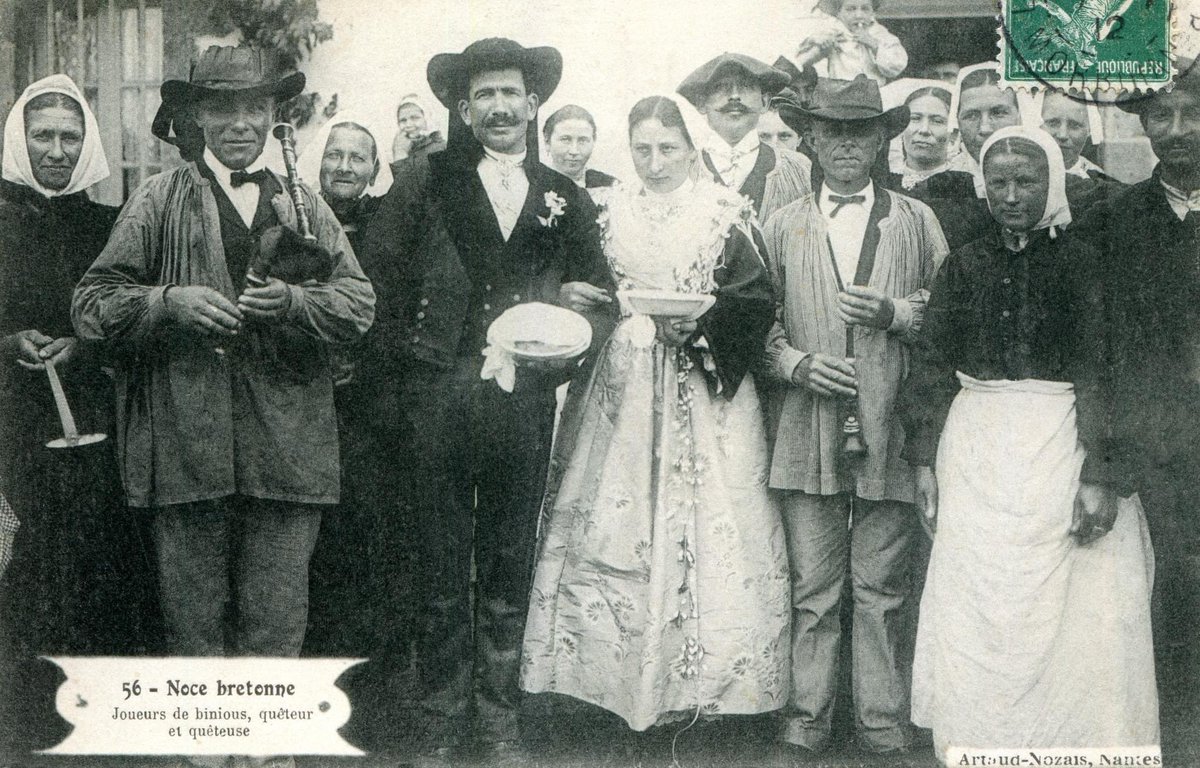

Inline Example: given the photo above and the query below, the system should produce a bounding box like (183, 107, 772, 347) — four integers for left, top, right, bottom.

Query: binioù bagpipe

(231, 122, 336, 384)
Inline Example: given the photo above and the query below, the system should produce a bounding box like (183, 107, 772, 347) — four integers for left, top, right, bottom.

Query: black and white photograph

(0, 0, 1197, 766)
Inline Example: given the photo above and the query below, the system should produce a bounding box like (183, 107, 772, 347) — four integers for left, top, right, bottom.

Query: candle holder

(43, 360, 106, 449)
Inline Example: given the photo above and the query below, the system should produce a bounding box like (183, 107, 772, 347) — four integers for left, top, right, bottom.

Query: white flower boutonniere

(538, 191, 568, 228)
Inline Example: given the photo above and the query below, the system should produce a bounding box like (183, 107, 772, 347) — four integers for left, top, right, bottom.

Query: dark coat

(1074, 167, 1200, 483)
(360, 146, 614, 388)
(584, 168, 618, 189)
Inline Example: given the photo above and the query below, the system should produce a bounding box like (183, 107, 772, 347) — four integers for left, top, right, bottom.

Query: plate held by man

(481, 302, 591, 392)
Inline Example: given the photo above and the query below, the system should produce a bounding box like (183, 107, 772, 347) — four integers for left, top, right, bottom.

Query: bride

(520, 95, 790, 730)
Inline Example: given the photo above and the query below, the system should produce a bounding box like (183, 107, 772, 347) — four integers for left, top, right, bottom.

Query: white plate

(617, 290, 715, 320)
(508, 339, 591, 362)
(487, 302, 593, 361)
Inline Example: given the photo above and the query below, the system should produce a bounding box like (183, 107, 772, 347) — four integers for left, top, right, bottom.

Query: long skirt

(911, 374, 1159, 762)
(520, 319, 791, 730)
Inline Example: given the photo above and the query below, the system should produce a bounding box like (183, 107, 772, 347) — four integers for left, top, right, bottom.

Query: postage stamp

(999, 0, 1174, 92)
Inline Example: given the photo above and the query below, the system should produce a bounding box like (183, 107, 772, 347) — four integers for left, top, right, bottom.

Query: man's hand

(3, 329, 53, 368)
(237, 277, 292, 322)
(19, 336, 80, 371)
(791, 353, 857, 397)
(915, 466, 938, 538)
(838, 286, 895, 329)
(1070, 482, 1119, 545)
(559, 282, 612, 313)
(165, 286, 243, 337)
(654, 318, 698, 347)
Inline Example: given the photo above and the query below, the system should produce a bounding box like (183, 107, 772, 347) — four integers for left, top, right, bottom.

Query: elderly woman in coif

(0, 74, 158, 752)
(899, 125, 1158, 763)
(296, 111, 393, 254)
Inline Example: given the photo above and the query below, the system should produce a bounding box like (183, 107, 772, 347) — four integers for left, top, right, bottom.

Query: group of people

(0, 11, 1198, 768)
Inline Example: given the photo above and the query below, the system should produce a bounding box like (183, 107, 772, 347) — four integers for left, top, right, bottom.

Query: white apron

(912, 374, 1159, 762)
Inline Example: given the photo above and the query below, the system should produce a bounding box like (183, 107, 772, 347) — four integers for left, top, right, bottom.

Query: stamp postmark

(999, 0, 1174, 93)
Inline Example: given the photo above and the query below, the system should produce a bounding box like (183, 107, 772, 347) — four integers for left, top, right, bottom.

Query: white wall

(296, 0, 805, 180)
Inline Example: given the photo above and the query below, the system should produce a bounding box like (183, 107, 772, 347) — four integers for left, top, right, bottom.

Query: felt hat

(427, 38, 562, 109)
(160, 46, 305, 110)
(798, 75, 910, 140)
(676, 53, 791, 108)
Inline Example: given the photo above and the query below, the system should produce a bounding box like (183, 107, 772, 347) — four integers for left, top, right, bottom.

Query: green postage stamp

(1000, 0, 1174, 91)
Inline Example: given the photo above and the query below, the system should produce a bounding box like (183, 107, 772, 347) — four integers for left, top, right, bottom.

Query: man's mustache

(717, 101, 749, 114)
(483, 113, 522, 128)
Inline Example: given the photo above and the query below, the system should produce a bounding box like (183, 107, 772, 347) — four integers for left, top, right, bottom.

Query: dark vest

(199, 162, 328, 384)
(198, 162, 283, 289)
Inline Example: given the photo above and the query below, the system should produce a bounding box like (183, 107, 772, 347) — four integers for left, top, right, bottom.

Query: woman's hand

(1070, 482, 1118, 545)
(3, 329, 53, 368)
(559, 282, 612, 313)
(23, 336, 79, 371)
(654, 318, 697, 347)
(915, 466, 938, 538)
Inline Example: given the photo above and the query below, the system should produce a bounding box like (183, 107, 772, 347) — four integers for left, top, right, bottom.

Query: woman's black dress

(0, 178, 161, 753)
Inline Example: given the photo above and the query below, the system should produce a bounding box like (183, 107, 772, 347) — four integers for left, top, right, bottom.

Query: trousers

(153, 496, 321, 656)
(403, 358, 556, 747)
(777, 491, 916, 752)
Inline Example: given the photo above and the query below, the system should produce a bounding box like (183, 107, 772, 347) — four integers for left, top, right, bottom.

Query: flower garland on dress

(596, 178, 759, 719)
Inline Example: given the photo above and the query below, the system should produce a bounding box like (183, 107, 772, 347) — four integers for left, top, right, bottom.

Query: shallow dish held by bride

(487, 302, 592, 362)
(617, 289, 716, 320)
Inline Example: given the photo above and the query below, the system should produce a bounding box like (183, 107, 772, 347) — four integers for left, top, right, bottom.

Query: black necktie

(827, 194, 866, 218)
(230, 168, 271, 188)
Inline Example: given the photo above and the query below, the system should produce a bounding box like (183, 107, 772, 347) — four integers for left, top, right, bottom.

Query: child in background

(794, 0, 907, 84)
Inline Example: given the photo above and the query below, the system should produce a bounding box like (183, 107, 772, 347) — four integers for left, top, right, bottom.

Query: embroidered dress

(520, 179, 789, 730)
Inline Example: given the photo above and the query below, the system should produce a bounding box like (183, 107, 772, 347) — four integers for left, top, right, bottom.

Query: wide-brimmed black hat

(1117, 56, 1199, 115)
(676, 53, 791, 108)
(799, 75, 910, 139)
(161, 46, 305, 110)
(427, 38, 563, 110)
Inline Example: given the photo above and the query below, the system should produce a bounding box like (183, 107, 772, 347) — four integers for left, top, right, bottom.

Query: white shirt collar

(202, 146, 267, 185)
(481, 146, 527, 166)
(1161, 177, 1200, 222)
(708, 130, 761, 161)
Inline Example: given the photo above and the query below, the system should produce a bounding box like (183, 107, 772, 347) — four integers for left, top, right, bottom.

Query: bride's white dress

(520, 180, 790, 730)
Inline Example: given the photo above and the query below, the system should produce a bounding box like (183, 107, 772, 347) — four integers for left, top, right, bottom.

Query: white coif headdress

(2, 74, 109, 198)
(296, 110, 393, 198)
(980, 125, 1072, 237)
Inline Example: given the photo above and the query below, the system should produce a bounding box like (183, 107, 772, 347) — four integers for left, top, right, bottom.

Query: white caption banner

(42, 657, 365, 756)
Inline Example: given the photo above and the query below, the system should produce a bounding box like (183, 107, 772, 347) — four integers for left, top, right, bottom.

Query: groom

(360, 37, 612, 760)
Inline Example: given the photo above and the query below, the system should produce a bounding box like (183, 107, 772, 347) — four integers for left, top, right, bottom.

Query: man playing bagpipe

(71, 44, 375, 683)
